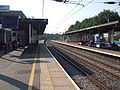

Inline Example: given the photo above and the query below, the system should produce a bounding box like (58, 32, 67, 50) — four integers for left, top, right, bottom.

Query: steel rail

(52, 42, 120, 79)
(49, 41, 109, 90)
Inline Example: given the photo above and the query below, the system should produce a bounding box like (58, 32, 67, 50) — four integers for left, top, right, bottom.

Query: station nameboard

(2, 16, 19, 29)
(0, 5, 9, 12)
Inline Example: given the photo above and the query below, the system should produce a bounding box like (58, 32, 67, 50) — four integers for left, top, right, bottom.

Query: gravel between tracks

(49, 41, 120, 90)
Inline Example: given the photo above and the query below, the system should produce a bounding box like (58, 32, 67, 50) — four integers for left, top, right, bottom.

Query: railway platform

(53, 40, 120, 58)
(0, 41, 79, 90)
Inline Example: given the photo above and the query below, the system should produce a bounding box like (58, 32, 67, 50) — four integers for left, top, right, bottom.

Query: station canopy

(18, 18, 48, 35)
(64, 21, 120, 35)
(0, 10, 48, 35)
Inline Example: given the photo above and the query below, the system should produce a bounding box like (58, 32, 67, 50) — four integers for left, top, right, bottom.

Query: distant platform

(52, 40, 120, 58)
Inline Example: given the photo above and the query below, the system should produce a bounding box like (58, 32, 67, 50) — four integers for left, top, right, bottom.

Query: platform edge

(45, 45, 80, 90)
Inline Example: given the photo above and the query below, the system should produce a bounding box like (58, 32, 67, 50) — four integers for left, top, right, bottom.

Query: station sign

(2, 16, 19, 29)
(0, 5, 10, 12)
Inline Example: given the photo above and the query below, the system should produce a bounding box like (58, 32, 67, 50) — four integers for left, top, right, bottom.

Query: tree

(67, 25, 75, 32)
(97, 10, 120, 24)
(66, 10, 120, 32)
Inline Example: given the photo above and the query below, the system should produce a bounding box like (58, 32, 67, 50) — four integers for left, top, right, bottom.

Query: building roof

(0, 10, 26, 18)
(18, 18, 48, 35)
(64, 21, 120, 35)
(0, 10, 48, 35)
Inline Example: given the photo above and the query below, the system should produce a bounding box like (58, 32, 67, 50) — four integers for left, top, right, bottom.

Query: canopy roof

(64, 21, 120, 35)
(18, 18, 48, 35)
(0, 10, 48, 35)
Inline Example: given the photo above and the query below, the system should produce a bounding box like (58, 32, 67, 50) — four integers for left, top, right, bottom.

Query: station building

(0, 7, 48, 49)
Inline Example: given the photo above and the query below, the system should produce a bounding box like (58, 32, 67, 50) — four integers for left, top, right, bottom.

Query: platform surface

(39, 43, 78, 90)
(0, 42, 78, 90)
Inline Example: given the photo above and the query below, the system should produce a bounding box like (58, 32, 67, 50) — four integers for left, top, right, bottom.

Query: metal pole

(98, 30, 101, 48)
(4, 29, 7, 53)
(29, 24, 32, 53)
(29, 24, 32, 44)
(110, 29, 114, 43)
(4, 29, 6, 44)
(42, 0, 44, 18)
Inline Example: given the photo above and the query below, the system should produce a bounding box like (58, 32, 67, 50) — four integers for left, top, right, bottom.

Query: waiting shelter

(64, 21, 120, 48)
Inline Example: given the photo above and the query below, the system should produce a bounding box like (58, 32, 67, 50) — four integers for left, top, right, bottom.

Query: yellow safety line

(28, 58, 37, 90)
(28, 46, 39, 90)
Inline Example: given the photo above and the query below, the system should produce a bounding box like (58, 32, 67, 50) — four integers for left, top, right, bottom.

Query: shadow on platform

(0, 74, 38, 90)
(0, 44, 52, 64)
(0, 56, 50, 65)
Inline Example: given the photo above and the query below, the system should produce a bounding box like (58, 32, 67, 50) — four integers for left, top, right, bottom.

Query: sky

(0, 0, 120, 34)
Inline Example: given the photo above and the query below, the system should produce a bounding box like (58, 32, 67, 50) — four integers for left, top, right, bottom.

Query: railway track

(51, 42, 120, 79)
(47, 43, 108, 90)
(48, 41, 120, 90)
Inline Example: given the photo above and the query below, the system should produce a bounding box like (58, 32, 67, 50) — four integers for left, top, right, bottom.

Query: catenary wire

(56, 0, 94, 30)
(55, 0, 84, 29)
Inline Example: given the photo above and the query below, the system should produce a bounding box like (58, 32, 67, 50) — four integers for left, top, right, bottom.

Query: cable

(113, 6, 120, 11)
(56, 0, 94, 30)
(63, 0, 83, 19)
(55, 0, 83, 29)
(55, 4, 78, 27)
(63, 0, 94, 23)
